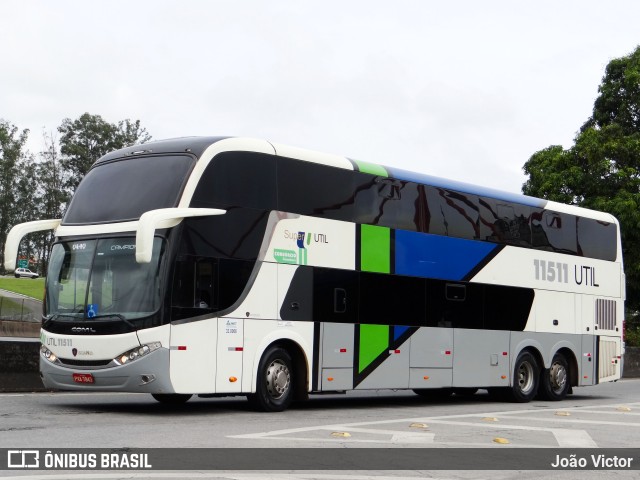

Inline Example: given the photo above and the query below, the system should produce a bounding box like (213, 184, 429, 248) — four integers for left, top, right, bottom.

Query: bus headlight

(113, 342, 162, 366)
(40, 345, 60, 364)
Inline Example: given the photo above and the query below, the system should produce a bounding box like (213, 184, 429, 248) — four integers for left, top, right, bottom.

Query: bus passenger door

(216, 317, 244, 392)
(169, 256, 218, 393)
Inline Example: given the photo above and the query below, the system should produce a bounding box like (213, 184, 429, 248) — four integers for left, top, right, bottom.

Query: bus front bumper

(39, 348, 175, 393)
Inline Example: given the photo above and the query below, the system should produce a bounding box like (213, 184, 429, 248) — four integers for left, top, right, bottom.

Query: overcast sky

(1, 1, 639, 194)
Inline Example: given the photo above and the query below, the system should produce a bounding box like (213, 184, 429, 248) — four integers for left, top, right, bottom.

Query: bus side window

(376, 178, 402, 200)
(359, 272, 425, 326)
(427, 280, 483, 329)
(312, 268, 359, 323)
(192, 151, 277, 210)
(172, 258, 195, 309)
(171, 257, 216, 320)
(278, 157, 356, 222)
(480, 198, 531, 247)
(195, 260, 216, 309)
(577, 217, 617, 261)
(532, 210, 577, 255)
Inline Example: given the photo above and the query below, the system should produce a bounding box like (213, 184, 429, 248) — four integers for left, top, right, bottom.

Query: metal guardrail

(0, 294, 42, 323)
(0, 292, 42, 338)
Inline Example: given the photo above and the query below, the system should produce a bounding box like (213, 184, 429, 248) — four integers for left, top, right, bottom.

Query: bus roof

(95, 136, 229, 164)
(95, 136, 616, 224)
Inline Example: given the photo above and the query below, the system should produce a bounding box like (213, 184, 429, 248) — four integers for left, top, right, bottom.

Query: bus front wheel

(248, 346, 294, 412)
(508, 351, 539, 402)
(537, 353, 570, 401)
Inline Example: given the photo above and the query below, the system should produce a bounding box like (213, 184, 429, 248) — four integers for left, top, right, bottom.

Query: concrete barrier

(0, 319, 40, 337)
(0, 339, 44, 392)
(0, 290, 45, 391)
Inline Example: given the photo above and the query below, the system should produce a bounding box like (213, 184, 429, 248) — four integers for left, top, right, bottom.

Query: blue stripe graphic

(395, 230, 497, 281)
(393, 325, 409, 341)
(386, 166, 546, 208)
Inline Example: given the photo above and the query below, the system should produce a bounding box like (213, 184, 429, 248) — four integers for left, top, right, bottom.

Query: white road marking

(482, 415, 640, 427)
(227, 403, 640, 447)
(551, 429, 598, 447)
(390, 432, 435, 444)
(550, 409, 640, 416)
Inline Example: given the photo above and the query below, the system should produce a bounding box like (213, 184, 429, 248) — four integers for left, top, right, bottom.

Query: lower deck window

(171, 257, 255, 320)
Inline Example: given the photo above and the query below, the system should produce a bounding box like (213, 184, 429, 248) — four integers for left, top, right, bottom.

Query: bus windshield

(45, 238, 164, 321)
(62, 154, 195, 224)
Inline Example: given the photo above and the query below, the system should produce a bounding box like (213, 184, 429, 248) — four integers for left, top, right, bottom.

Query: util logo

(296, 232, 309, 249)
(296, 232, 308, 265)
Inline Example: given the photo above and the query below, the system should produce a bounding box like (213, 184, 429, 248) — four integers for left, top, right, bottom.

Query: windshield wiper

(89, 313, 136, 330)
(42, 313, 82, 328)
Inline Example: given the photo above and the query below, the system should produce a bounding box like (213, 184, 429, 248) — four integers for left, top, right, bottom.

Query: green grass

(0, 277, 46, 300)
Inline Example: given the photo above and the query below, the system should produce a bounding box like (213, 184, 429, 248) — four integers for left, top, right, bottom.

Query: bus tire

(508, 351, 539, 402)
(151, 393, 192, 404)
(537, 353, 570, 401)
(248, 347, 294, 412)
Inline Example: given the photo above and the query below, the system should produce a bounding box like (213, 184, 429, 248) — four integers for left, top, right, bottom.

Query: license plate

(72, 373, 95, 384)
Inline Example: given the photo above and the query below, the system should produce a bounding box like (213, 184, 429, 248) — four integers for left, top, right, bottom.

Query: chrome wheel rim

(517, 360, 535, 395)
(549, 361, 567, 394)
(265, 359, 290, 399)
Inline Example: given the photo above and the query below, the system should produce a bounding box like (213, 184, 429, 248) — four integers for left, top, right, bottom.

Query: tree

(58, 113, 151, 190)
(583, 47, 640, 135)
(1, 115, 152, 276)
(0, 120, 30, 272)
(30, 132, 69, 273)
(522, 45, 640, 317)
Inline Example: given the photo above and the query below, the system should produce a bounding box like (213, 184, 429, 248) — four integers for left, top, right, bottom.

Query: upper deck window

(63, 154, 195, 224)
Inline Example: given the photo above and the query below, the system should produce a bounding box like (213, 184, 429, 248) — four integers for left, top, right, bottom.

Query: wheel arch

(511, 340, 544, 386)
(552, 346, 580, 387)
(516, 346, 544, 382)
(249, 331, 311, 401)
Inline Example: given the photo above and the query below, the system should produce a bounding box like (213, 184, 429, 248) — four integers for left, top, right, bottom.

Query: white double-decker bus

(5, 137, 624, 411)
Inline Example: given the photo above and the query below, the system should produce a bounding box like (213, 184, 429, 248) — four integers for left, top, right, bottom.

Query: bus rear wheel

(151, 393, 192, 405)
(248, 347, 294, 412)
(537, 353, 570, 401)
(507, 351, 539, 402)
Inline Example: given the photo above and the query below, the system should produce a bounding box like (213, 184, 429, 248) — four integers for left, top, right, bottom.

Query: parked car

(14, 267, 39, 279)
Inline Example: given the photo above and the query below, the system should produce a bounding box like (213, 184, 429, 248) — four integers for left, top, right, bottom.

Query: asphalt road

(1, 379, 639, 478)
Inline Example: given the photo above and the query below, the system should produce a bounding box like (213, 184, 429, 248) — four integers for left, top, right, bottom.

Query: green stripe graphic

(353, 160, 388, 177)
(358, 324, 389, 373)
(360, 224, 390, 273)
